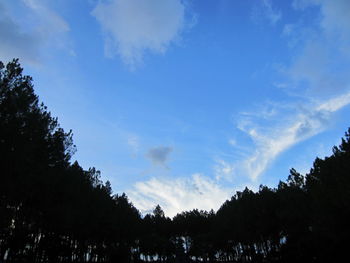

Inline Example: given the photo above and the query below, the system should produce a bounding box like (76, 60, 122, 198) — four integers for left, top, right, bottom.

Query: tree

(0, 59, 76, 262)
(0, 59, 144, 263)
(2, 59, 350, 263)
(153, 205, 165, 218)
(304, 128, 350, 262)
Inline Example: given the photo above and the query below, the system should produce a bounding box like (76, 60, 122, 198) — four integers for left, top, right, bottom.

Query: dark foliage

(1, 59, 350, 262)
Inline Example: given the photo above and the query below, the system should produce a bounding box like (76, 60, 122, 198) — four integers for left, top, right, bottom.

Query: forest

(1, 59, 349, 263)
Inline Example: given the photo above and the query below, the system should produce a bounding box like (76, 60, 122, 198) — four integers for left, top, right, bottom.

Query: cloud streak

(225, 92, 350, 182)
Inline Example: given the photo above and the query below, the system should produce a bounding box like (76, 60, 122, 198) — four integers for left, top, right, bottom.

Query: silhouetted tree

(1, 59, 350, 263)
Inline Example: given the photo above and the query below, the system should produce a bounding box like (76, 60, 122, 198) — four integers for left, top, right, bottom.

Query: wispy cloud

(285, 39, 350, 95)
(262, 0, 282, 25)
(316, 92, 350, 112)
(92, 0, 192, 68)
(293, 0, 350, 44)
(284, 0, 350, 95)
(0, 0, 72, 64)
(128, 174, 232, 217)
(127, 134, 140, 156)
(23, 0, 70, 34)
(223, 0, 350, 183)
(214, 159, 234, 181)
(252, 0, 282, 26)
(0, 2, 41, 64)
(218, 93, 350, 182)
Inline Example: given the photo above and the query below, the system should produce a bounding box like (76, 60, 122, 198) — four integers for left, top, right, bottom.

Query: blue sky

(1, 0, 350, 216)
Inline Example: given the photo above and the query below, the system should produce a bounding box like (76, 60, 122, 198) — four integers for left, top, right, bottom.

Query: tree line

(1, 59, 349, 263)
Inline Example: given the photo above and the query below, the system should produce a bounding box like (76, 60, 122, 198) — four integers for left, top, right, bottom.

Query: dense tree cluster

(1, 59, 350, 262)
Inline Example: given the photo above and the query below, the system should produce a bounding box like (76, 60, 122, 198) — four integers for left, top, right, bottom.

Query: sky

(1, 0, 350, 217)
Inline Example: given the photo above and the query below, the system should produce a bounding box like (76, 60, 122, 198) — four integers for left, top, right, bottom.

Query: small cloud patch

(146, 146, 173, 167)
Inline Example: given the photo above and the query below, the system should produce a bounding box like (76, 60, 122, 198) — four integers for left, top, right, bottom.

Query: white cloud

(293, 0, 350, 41)
(317, 92, 350, 112)
(292, 0, 317, 10)
(146, 146, 173, 167)
(287, 41, 340, 92)
(229, 93, 350, 181)
(262, 0, 282, 25)
(214, 159, 235, 181)
(128, 174, 232, 217)
(282, 24, 295, 36)
(127, 1, 350, 211)
(252, 0, 281, 26)
(127, 134, 140, 155)
(92, 0, 190, 67)
(286, 0, 350, 94)
(226, 0, 350, 182)
(318, 0, 350, 35)
(228, 138, 236, 146)
(316, 0, 350, 57)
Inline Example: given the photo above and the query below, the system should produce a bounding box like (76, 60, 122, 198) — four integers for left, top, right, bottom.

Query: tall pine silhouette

(1, 59, 350, 262)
